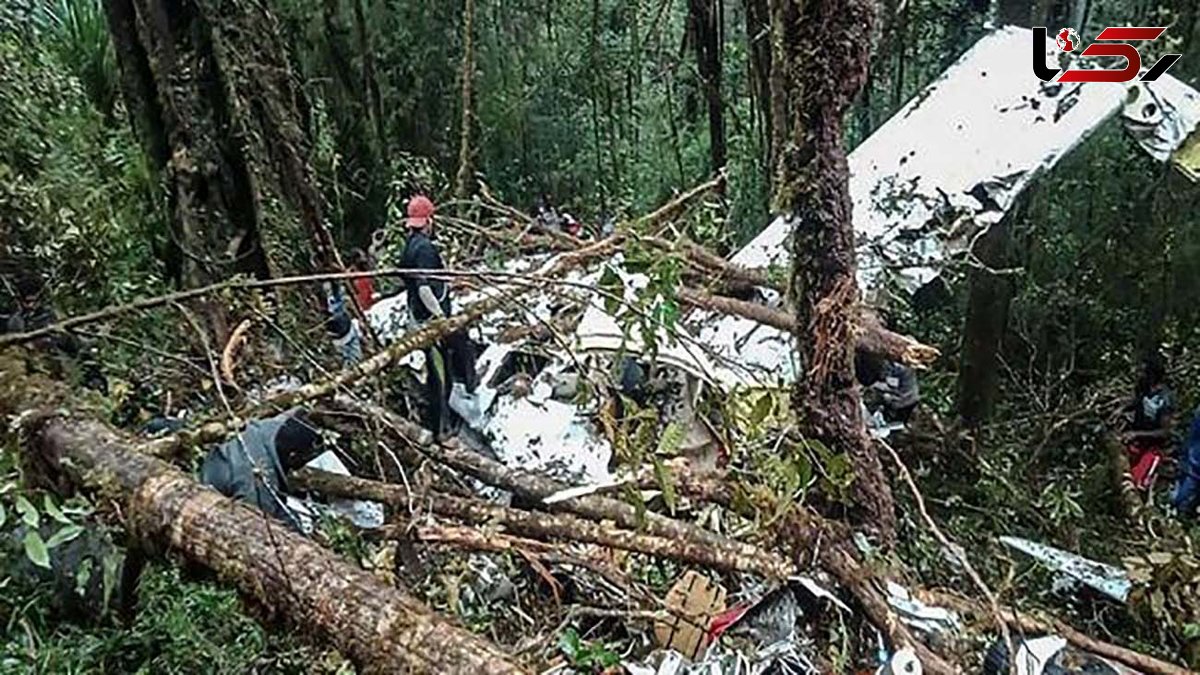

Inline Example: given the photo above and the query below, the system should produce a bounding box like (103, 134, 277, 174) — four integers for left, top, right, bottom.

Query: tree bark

(454, 0, 478, 200)
(0, 355, 526, 675)
(104, 0, 351, 278)
(769, 0, 896, 541)
(957, 220, 1016, 428)
(688, 0, 727, 174)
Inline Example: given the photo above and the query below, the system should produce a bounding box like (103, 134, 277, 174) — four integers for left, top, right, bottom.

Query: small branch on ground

(877, 437, 1016, 674)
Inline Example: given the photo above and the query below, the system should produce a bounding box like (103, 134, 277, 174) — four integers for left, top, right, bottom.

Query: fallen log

(291, 468, 793, 579)
(0, 353, 526, 674)
(922, 590, 1193, 675)
(331, 397, 766, 555)
(676, 287, 940, 367)
(410, 523, 635, 593)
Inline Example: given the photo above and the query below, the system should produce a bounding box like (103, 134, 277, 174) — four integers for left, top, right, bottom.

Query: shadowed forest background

(4, 0, 1200, 671)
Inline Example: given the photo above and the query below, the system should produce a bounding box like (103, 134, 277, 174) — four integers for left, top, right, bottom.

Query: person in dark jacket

(1122, 354, 1175, 491)
(398, 195, 476, 442)
(199, 409, 322, 530)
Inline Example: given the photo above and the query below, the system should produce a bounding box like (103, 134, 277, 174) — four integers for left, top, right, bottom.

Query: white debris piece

(885, 582, 963, 636)
(999, 535, 1132, 602)
(1122, 75, 1200, 162)
(287, 450, 385, 533)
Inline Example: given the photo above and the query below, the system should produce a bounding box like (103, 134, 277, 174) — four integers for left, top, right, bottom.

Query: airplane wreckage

(371, 26, 1200, 487)
(348, 25, 1200, 673)
(4, 25, 1200, 675)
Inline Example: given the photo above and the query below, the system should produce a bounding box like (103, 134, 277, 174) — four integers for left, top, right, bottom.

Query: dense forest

(3, 0, 1200, 672)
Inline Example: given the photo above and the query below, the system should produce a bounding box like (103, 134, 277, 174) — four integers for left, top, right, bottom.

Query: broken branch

(923, 590, 1193, 675)
(331, 398, 776, 562)
(676, 286, 940, 367)
(291, 468, 792, 579)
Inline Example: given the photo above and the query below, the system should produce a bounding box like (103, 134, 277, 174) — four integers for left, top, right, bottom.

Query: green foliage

(34, 0, 118, 121)
(558, 627, 621, 672)
(0, 13, 164, 315)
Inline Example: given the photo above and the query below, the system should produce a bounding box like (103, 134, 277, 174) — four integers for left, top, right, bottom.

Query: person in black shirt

(1122, 354, 1175, 491)
(399, 195, 473, 442)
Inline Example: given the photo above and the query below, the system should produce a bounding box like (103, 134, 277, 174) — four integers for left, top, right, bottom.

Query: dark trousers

(445, 328, 479, 392)
(423, 342, 451, 437)
(422, 329, 479, 436)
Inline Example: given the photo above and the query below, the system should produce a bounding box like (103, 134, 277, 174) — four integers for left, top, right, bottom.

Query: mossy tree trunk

(769, 0, 896, 542)
(104, 0, 345, 289)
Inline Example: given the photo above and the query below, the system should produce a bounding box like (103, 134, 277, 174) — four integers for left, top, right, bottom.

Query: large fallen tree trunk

(0, 353, 526, 674)
(291, 468, 793, 579)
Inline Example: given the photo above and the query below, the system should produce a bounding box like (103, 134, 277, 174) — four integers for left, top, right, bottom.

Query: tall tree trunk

(454, 0, 478, 201)
(998, 0, 1032, 25)
(957, 219, 1017, 428)
(352, 0, 387, 152)
(0, 355, 526, 675)
(105, 0, 377, 347)
(105, 0, 346, 278)
(744, 0, 773, 179)
(689, 0, 727, 174)
(769, 0, 895, 541)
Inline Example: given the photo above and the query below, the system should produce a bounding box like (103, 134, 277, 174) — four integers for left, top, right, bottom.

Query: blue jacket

(1183, 409, 1200, 479)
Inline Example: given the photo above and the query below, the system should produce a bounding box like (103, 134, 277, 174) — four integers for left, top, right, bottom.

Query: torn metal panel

(1000, 536, 1132, 602)
(697, 26, 1200, 385)
(731, 27, 1124, 293)
(1122, 75, 1200, 163)
(885, 582, 963, 636)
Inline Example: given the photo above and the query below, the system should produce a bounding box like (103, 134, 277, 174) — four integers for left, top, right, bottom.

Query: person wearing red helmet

(398, 194, 476, 442)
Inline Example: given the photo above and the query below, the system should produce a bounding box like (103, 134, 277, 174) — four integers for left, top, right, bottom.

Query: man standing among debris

(400, 195, 457, 442)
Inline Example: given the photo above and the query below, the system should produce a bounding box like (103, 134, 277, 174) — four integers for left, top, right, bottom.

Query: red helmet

(407, 195, 435, 228)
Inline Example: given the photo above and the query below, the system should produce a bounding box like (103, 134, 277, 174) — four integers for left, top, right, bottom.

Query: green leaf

(74, 557, 93, 597)
(653, 455, 678, 517)
(557, 627, 581, 660)
(101, 548, 123, 612)
(655, 421, 685, 458)
(23, 530, 50, 569)
(623, 483, 648, 531)
(750, 393, 774, 426)
(598, 266, 622, 315)
(15, 495, 39, 529)
(45, 524, 83, 549)
(43, 494, 71, 525)
(0, 502, 6, 529)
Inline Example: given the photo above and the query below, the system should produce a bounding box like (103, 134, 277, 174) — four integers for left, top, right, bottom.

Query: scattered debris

(654, 571, 728, 660)
(1000, 536, 1132, 603)
(287, 450, 384, 533)
(983, 635, 1133, 675)
(886, 583, 963, 637)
